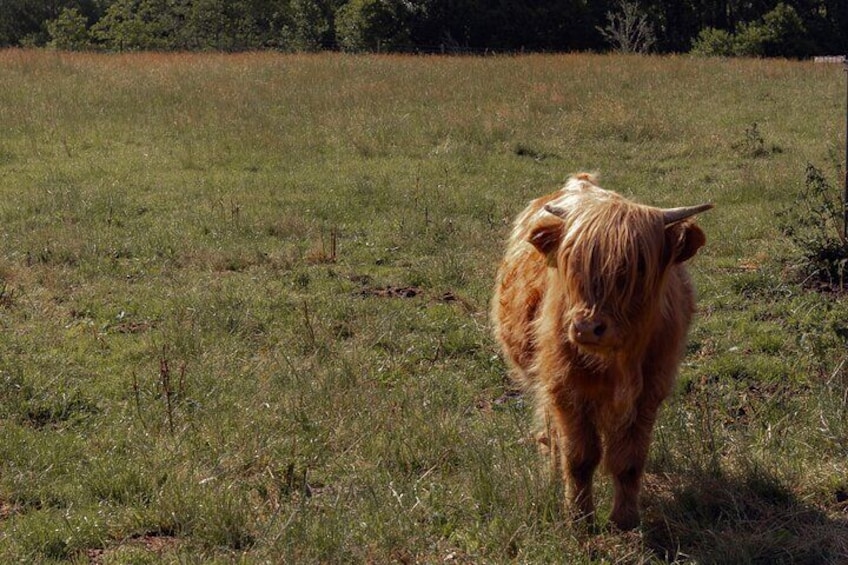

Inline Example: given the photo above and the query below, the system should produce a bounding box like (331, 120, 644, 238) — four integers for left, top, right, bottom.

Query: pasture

(0, 49, 846, 563)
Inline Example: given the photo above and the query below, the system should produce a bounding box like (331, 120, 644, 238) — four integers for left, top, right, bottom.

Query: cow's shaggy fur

(491, 173, 710, 530)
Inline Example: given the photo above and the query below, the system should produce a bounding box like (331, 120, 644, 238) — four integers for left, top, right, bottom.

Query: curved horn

(544, 204, 568, 218)
(662, 203, 714, 225)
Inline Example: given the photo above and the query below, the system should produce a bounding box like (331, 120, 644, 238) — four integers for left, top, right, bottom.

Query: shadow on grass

(640, 469, 848, 564)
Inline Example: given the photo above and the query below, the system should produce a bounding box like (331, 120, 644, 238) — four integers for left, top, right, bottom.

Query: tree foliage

(0, 0, 845, 56)
(287, 0, 336, 51)
(335, 0, 415, 52)
(47, 7, 92, 50)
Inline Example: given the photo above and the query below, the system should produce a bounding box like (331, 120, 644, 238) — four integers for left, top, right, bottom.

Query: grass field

(0, 49, 847, 563)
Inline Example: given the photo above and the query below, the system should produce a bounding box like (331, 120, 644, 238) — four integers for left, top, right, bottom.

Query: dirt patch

(801, 276, 848, 296)
(0, 501, 17, 520)
(475, 389, 522, 413)
(360, 285, 422, 299)
(87, 534, 181, 564)
(111, 320, 155, 334)
(357, 284, 476, 313)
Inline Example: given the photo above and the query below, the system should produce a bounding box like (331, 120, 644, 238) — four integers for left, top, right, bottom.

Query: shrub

(691, 27, 734, 57)
(732, 123, 782, 159)
(777, 164, 848, 289)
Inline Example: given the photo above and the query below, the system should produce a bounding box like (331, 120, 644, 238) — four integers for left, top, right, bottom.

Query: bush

(691, 27, 734, 57)
(732, 19, 772, 57)
(777, 164, 848, 289)
(732, 123, 782, 159)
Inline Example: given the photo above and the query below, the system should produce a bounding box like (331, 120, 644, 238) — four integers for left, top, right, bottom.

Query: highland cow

(491, 173, 711, 530)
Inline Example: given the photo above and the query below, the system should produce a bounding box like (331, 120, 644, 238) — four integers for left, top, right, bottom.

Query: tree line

(0, 0, 846, 57)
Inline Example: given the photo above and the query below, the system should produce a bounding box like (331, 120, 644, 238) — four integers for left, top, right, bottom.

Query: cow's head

(528, 176, 711, 356)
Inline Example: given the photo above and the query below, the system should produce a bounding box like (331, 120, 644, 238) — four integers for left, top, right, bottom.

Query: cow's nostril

(573, 318, 607, 341)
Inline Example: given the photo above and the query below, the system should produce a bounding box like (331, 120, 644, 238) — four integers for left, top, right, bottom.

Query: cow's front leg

(554, 405, 601, 525)
(606, 408, 659, 530)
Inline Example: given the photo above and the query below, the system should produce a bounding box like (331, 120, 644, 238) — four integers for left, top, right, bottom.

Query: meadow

(0, 49, 846, 563)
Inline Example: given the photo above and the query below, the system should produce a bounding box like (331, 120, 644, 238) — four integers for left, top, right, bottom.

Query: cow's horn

(662, 203, 713, 225)
(544, 204, 568, 218)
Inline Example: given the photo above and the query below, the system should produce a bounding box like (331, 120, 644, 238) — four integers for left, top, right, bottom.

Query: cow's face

(528, 185, 709, 356)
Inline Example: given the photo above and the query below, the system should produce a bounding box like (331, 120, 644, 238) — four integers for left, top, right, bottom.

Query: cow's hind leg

(535, 407, 561, 477)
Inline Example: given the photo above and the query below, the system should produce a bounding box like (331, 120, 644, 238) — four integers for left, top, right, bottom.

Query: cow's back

(491, 191, 560, 387)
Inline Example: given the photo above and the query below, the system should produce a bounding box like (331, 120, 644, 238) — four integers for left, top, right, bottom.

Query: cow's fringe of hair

(556, 197, 666, 333)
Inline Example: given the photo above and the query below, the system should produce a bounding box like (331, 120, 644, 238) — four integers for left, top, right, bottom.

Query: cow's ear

(528, 214, 564, 259)
(666, 221, 706, 264)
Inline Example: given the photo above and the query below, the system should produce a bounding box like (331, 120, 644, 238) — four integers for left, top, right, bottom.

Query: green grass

(0, 49, 847, 563)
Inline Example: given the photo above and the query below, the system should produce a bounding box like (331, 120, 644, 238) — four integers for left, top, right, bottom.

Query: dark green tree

(90, 0, 177, 50)
(378, 0, 596, 53)
(0, 0, 62, 46)
(288, 0, 341, 51)
(178, 0, 290, 51)
(792, 0, 848, 55)
(693, 2, 812, 58)
(47, 6, 91, 49)
(0, 0, 108, 47)
(335, 0, 417, 52)
(0, 0, 846, 55)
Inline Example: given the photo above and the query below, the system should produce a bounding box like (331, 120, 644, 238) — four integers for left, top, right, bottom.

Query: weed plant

(778, 163, 848, 289)
(0, 50, 846, 562)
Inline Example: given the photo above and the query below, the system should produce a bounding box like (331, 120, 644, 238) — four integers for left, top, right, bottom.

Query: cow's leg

(535, 406, 561, 477)
(606, 408, 658, 530)
(553, 404, 601, 525)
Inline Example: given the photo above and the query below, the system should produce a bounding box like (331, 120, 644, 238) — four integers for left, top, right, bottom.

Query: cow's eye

(614, 274, 628, 294)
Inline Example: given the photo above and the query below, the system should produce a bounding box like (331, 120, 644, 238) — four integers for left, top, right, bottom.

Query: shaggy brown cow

(491, 173, 711, 530)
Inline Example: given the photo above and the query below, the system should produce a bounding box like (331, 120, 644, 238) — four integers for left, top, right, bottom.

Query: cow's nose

(573, 317, 607, 342)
